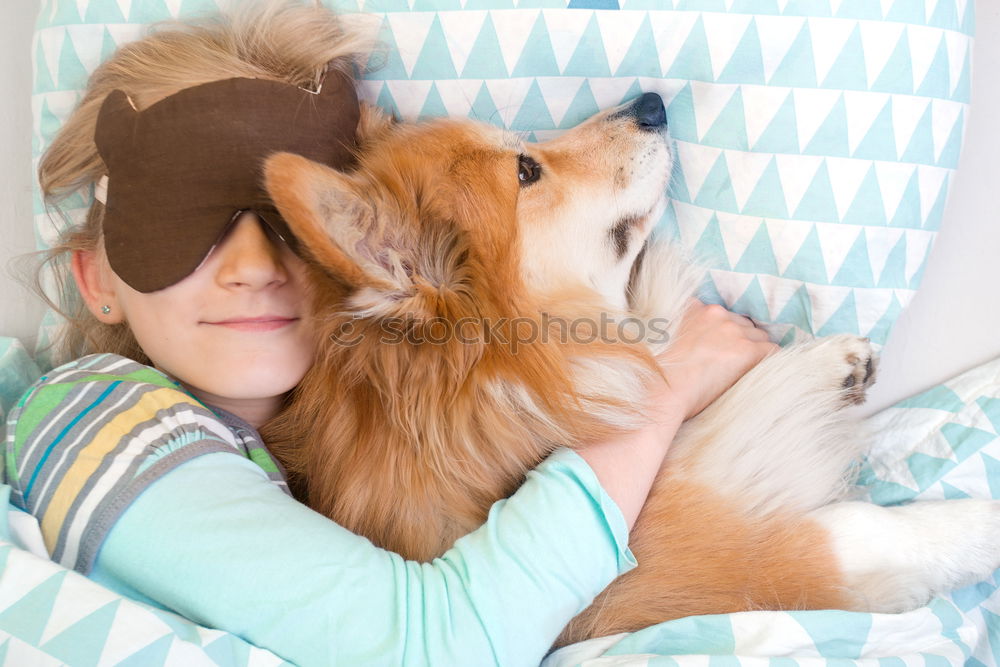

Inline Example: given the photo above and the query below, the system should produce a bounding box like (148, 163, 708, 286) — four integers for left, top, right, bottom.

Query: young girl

(4, 2, 777, 664)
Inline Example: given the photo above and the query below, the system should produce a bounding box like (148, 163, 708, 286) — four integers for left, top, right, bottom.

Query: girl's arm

(6, 354, 645, 665)
(90, 447, 634, 666)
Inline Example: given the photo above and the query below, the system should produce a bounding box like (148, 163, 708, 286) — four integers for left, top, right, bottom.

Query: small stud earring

(101, 305, 111, 315)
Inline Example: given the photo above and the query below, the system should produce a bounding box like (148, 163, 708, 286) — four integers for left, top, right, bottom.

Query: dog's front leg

(666, 334, 877, 516)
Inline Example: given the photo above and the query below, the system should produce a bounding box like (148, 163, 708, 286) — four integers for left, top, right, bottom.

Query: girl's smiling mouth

(203, 316, 299, 332)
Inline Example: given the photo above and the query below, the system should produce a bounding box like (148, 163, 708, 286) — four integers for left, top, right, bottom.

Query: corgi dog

(261, 93, 1000, 647)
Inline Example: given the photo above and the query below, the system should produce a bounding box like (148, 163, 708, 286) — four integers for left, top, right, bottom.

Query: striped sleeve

(3, 353, 242, 574)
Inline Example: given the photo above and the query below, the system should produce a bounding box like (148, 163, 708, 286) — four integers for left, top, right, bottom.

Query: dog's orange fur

(262, 110, 852, 647)
(560, 477, 849, 644)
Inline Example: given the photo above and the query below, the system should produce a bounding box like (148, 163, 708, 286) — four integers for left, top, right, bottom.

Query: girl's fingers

(730, 313, 759, 328)
(682, 299, 775, 345)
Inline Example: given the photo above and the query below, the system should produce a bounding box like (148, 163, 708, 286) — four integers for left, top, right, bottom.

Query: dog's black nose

(633, 93, 666, 130)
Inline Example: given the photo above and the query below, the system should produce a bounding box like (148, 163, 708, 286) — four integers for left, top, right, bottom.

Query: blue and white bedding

(0, 530, 289, 665)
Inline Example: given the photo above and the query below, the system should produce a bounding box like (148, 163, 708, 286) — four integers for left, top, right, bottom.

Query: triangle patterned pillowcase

(31, 0, 974, 358)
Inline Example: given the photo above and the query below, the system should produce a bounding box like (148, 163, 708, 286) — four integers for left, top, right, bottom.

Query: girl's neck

(152, 363, 282, 428)
(182, 385, 281, 429)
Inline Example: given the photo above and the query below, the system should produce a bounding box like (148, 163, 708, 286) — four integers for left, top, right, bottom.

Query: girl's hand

(578, 300, 776, 527)
(652, 299, 779, 422)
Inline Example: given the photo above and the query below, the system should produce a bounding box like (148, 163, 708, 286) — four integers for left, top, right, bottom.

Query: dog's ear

(265, 152, 408, 294)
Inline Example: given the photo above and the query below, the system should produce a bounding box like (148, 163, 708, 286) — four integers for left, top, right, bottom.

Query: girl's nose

(213, 211, 289, 290)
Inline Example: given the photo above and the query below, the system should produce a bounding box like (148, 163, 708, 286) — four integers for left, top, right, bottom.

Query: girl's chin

(179, 361, 310, 401)
(215, 371, 304, 397)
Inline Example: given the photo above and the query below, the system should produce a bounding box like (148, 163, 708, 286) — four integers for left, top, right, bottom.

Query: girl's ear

(71, 248, 125, 324)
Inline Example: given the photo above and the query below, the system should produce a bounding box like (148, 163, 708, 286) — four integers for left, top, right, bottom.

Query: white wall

(0, 0, 45, 350)
(859, 0, 1000, 415)
(0, 0, 997, 413)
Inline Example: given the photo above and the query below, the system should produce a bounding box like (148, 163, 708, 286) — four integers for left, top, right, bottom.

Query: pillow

(329, 0, 975, 348)
(31, 0, 974, 363)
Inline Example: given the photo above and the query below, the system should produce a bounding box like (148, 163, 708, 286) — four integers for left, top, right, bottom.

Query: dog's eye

(517, 154, 542, 186)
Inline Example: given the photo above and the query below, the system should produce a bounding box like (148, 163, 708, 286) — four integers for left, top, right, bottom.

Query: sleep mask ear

(94, 71, 359, 293)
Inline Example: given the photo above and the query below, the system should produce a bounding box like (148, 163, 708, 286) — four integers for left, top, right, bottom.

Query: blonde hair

(36, 0, 371, 364)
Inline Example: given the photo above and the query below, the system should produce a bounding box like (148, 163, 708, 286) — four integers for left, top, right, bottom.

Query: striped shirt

(2, 353, 289, 574)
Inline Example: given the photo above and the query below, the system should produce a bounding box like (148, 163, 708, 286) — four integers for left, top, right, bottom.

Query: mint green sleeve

(90, 448, 637, 666)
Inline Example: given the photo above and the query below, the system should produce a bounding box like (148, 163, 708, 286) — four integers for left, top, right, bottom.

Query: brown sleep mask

(94, 71, 359, 293)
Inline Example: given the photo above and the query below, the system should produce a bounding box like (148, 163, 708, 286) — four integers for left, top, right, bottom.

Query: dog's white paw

(805, 334, 878, 404)
(839, 337, 877, 404)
